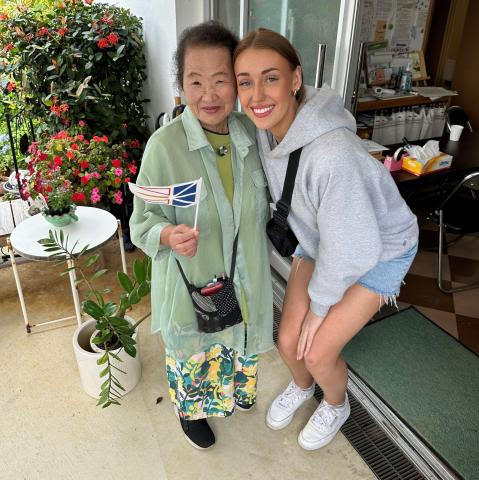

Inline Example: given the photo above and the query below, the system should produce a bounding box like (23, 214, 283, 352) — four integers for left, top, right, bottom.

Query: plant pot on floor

(72, 317, 141, 399)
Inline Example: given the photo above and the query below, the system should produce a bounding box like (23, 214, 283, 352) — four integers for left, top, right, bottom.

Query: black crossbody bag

(176, 233, 242, 334)
(266, 147, 303, 257)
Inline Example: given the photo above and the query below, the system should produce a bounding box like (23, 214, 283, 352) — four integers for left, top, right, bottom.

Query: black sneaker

(236, 402, 255, 412)
(179, 417, 215, 449)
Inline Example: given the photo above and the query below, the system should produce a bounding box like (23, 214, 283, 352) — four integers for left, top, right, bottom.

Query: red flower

(71, 143, 79, 150)
(102, 135, 108, 143)
(114, 177, 121, 184)
(54, 156, 63, 167)
(3, 42, 13, 52)
(99, 164, 105, 171)
(130, 139, 140, 149)
(80, 161, 89, 169)
(107, 32, 119, 45)
(112, 158, 121, 167)
(6, 81, 16, 92)
(66, 151, 75, 159)
(122, 151, 128, 159)
(128, 164, 137, 175)
(76, 134, 84, 141)
(81, 174, 90, 185)
(0, 13, 9, 21)
(78, 120, 86, 127)
(125, 177, 131, 183)
(97, 38, 109, 49)
(54, 130, 68, 139)
(36, 27, 50, 37)
(72, 192, 86, 202)
(57, 27, 68, 37)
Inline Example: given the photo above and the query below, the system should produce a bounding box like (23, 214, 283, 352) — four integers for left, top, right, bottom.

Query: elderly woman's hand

(162, 224, 199, 257)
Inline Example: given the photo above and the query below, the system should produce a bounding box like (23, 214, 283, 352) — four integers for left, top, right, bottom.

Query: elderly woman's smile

(183, 46, 237, 134)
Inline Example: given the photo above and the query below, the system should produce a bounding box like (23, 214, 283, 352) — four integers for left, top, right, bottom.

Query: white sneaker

(266, 380, 315, 430)
(298, 394, 350, 450)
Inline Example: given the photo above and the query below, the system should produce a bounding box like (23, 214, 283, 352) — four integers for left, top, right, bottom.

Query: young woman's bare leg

(304, 284, 382, 404)
(277, 257, 315, 388)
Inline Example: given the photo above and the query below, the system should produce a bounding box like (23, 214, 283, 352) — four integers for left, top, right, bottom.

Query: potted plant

(21, 124, 138, 219)
(38, 228, 151, 407)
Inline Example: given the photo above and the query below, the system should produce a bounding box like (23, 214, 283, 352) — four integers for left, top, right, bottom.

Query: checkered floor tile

(390, 223, 479, 354)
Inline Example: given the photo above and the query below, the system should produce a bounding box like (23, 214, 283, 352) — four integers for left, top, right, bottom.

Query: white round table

(7, 207, 127, 332)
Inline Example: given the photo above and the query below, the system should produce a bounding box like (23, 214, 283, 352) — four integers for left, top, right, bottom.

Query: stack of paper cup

(449, 124, 464, 141)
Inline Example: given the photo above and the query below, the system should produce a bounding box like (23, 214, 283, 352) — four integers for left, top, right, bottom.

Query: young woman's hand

(162, 224, 199, 257)
(297, 309, 325, 360)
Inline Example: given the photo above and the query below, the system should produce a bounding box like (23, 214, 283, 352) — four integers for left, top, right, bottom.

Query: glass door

(214, 0, 363, 104)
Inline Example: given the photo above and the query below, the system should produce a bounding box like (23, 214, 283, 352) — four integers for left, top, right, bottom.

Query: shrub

(0, 0, 149, 144)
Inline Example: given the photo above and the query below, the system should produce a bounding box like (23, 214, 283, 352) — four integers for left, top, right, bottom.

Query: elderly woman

(129, 21, 273, 450)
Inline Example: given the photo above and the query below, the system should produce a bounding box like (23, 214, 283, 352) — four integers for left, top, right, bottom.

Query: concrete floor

(0, 241, 375, 480)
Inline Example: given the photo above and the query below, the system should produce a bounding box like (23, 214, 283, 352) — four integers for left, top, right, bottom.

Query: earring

(292, 89, 298, 97)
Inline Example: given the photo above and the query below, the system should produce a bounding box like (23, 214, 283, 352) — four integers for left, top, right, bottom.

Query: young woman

(234, 29, 419, 451)
(130, 22, 273, 450)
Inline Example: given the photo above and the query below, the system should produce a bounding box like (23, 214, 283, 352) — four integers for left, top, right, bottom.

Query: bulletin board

(359, 0, 433, 54)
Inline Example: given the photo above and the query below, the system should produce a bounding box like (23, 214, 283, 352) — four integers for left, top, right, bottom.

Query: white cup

(449, 124, 464, 141)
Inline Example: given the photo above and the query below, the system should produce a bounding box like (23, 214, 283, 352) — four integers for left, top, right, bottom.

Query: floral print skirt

(165, 343, 259, 420)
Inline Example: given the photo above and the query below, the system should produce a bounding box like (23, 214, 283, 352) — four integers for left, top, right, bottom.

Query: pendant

(217, 145, 228, 157)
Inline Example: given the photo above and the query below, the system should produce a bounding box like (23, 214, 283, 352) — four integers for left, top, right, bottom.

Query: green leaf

(46, 65, 56, 71)
(96, 352, 108, 365)
(124, 344, 136, 357)
(99, 366, 109, 378)
(138, 281, 150, 298)
(90, 269, 107, 281)
(83, 300, 104, 320)
(133, 259, 145, 283)
(84, 253, 99, 268)
(117, 271, 133, 293)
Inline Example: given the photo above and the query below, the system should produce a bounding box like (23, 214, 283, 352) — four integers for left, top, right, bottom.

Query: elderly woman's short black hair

(174, 20, 239, 91)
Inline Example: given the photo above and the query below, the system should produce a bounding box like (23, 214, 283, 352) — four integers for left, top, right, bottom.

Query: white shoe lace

(278, 382, 312, 409)
(310, 403, 339, 433)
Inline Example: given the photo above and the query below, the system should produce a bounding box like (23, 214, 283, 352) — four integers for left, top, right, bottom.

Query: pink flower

(91, 171, 101, 179)
(113, 190, 123, 205)
(90, 187, 101, 204)
(114, 167, 123, 176)
(78, 120, 86, 127)
(81, 174, 90, 185)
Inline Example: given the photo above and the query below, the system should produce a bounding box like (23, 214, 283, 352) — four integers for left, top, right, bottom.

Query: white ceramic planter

(72, 317, 141, 399)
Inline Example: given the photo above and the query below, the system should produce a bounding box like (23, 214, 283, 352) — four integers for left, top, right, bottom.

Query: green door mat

(343, 307, 479, 480)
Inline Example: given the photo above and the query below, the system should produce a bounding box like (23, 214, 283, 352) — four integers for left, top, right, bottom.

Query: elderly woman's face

(183, 46, 236, 133)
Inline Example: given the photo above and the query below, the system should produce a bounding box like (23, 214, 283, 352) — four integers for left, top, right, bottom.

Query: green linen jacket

(129, 107, 274, 360)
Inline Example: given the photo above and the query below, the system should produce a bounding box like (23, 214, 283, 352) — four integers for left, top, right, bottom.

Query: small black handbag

(266, 147, 303, 257)
(176, 233, 242, 334)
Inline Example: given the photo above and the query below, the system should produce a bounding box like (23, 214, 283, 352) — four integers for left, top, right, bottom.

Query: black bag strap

(176, 232, 239, 290)
(273, 147, 303, 227)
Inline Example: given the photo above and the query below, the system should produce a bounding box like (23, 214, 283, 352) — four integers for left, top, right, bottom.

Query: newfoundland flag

(128, 178, 202, 208)
(128, 177, 203, 229)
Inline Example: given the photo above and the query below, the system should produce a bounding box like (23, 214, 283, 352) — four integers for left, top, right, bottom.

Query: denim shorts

(293, 242, 418, 307)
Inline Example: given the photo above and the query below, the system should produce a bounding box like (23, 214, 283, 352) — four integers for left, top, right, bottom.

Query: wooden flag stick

(193, 177, 202, 230)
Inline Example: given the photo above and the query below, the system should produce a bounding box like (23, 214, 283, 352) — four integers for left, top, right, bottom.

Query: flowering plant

(0, 0, 149, 144)
(23, 122, 139, 213)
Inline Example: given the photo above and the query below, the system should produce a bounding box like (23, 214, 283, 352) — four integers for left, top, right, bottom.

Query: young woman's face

(235, 48, 302, 141)
(182, 46, 237, 133)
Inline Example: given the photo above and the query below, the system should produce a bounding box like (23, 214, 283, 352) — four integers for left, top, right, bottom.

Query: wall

(452, 0, 479, 128)
(103, 0, 205, 132)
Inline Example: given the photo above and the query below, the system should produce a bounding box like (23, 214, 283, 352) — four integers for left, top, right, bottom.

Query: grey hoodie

(257, 85, 419, 318)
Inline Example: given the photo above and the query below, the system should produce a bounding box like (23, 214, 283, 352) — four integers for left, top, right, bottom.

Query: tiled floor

(395, 223, 479, 354)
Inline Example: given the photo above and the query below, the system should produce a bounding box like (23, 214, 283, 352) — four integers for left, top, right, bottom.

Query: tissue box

(401, 152, 453, 176)
(384, 155, 403, 172)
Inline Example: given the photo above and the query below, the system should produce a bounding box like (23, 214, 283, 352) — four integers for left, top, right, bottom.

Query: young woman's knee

(304, 347, 338, 374)
(277, 328, 298, 358)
